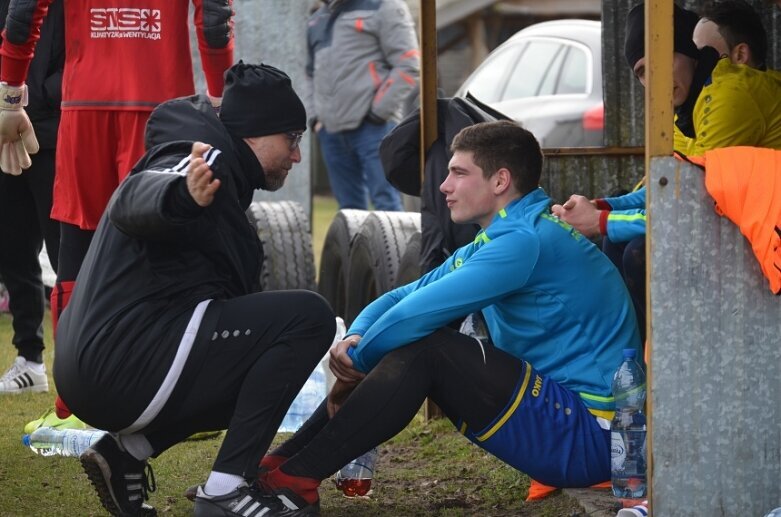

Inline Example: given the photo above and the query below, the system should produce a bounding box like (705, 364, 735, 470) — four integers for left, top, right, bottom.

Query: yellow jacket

(686, 60, 781, 156)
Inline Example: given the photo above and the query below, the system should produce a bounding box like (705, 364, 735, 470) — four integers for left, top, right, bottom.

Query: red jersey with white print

(0, 0, 233, 111)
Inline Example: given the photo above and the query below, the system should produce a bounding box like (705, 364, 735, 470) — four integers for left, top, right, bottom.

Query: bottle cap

(22, 434, 30, 447)
(623, 349, 637, 358)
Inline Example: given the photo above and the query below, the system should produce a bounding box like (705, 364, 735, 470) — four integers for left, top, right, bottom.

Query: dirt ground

(315, 418, 594, 516)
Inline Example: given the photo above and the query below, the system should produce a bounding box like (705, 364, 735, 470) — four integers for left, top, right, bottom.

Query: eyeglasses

(285, 131, 304, 150)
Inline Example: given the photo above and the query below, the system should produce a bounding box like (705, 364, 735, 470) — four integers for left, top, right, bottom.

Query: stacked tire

(249, 201, 316, 291)
(319, 210, 421, 325)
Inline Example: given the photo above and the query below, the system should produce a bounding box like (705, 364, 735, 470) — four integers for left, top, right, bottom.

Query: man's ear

(730, 43, 752, 66)
(494, 168, 512, 195)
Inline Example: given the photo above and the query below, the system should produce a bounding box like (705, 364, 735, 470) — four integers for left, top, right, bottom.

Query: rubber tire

(250, 201, 316, 291)
(395, 230, 422, 288)
(345, 211, 421, 325)
(317, 209, 371, 319)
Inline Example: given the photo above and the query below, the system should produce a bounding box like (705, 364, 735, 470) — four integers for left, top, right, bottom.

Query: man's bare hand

(187, 142, 220, 207)
(551, 194, 601, 238)
(329, 336, 366, 383)
(327, 378, 360, 418)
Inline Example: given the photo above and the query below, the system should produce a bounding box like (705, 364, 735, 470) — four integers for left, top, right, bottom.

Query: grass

(312, 194, 339, 277)
(0, 196, 588, 515)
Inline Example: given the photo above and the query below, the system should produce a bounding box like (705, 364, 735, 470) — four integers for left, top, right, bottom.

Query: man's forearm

(0, 0, 53, 84)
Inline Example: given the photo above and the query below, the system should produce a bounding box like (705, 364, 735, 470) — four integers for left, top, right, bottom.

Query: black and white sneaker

(0, 357, 48, 394)
(194, 483, 320, 517)
(80, 434, 157, 516)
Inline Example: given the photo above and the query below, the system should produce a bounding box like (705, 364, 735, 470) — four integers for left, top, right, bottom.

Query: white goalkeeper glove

(0, 82, 39, 175)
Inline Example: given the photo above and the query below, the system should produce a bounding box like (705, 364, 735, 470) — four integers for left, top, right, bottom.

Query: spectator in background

(0, 0, 62, 395)
(305, 0, 420, 211)
(552, 2, 781, 344)
(0, 0, 235, 429)
(693, 0, 767, 69)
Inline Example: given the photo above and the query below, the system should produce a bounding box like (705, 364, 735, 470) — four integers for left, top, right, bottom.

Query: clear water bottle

(278, 365, 328, 432)
(335, 447, 378, 497)
(22, 427, 106, 457)
(278, 317, 344, 433)
(611, 348, 647, 499)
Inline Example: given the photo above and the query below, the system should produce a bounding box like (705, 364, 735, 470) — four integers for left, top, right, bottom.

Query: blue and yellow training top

(347, 188, 641, 412)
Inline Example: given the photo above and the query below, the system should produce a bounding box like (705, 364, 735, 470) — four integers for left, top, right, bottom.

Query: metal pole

(419, 0, 442, 420)
(419, 0, 438, 186)
(644, 0, 674, 509)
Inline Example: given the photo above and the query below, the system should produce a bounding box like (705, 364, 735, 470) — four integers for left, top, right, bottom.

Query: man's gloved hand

(0, 83, 39, 175)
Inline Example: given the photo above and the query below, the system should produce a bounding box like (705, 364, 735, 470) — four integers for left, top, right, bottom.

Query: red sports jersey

(0, 0, 233, 111)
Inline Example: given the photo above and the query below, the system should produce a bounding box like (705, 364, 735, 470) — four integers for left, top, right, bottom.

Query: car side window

(501, 40, 563, 100)
(556, 46, 588, 94)
(464, 44, 524, 104)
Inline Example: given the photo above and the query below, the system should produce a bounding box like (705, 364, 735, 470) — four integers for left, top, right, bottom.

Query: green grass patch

(312, 194, 339, 279)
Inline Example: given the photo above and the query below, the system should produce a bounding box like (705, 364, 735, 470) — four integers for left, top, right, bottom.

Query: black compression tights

(276, 327, 526, 480)
(57, 223, 94, 282)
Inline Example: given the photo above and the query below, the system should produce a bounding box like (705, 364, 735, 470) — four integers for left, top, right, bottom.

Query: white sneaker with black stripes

(194, 482, 320, 517)
(0, 357, 48, 394)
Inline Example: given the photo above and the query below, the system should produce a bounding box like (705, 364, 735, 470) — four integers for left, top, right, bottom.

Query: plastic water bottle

(335, 447, 378, 497)
(278, 317, 345, 433)
(278, 365, 328, 432)
(611, 348, 647, 499)
(22, 427, 106, 457)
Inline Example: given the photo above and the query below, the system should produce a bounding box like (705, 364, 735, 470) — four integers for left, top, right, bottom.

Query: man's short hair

(451, 121, 543, 195)
(701, 0, 767, 68)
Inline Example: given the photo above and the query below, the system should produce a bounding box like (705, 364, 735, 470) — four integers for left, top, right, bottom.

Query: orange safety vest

(687, 147, 781, 295)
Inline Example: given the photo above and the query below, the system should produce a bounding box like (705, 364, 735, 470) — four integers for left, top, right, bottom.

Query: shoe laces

(141, 463, 157, 500)
(251, 481, 287, 511)
(0, 357, 25, 382)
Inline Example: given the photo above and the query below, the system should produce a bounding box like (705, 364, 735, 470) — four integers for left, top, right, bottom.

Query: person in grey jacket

(306, 0, 420, 211)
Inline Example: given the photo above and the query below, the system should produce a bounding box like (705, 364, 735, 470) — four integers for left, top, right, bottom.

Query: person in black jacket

(380, 96, 507, 275)
(0, 0, 63, 394)
(54, 63, 334, 517)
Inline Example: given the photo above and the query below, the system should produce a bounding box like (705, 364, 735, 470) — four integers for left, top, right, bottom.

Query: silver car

(455, 19, 603, 147)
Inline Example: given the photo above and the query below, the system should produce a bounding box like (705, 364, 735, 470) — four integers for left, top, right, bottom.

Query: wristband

(0, 82, 28, 110)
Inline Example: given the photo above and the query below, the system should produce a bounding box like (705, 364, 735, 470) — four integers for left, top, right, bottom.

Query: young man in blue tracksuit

(240, 121, 640, 516)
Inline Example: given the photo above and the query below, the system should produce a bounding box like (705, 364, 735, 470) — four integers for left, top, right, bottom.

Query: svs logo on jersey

(90, 8, 162, 40)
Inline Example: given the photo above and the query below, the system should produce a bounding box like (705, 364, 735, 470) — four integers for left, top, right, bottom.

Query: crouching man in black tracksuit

(53, 62, 335, 517)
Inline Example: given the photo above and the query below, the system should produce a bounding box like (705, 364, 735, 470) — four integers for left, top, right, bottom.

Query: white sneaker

(0, 357, 49, 394)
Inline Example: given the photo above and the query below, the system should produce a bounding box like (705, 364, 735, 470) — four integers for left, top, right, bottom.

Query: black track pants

(279, 327, 524, 480)
(0, 150, 59, 362)
(143, 290, 335, 479)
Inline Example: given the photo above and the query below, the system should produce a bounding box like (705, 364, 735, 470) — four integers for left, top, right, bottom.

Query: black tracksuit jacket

(54, 96, 265, 430)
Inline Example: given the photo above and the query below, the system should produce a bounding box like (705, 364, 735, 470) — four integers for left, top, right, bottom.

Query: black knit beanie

(220, 61, 307, 138)
(624, 3, 700, 69)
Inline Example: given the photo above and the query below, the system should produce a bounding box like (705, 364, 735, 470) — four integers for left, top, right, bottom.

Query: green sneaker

(23, 407, 87, 435)
(185, 430, 224, 441)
